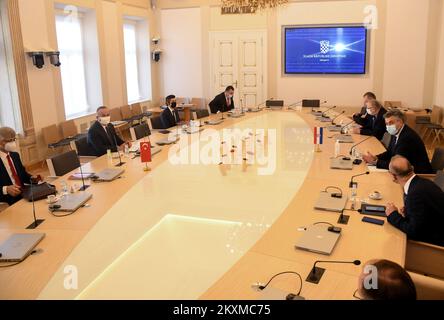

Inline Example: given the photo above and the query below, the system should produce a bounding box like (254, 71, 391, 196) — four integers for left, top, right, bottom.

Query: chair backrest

(409, 272, 444, 300)
(130, 122, 151, 141)
(381, 132, 391, 149)
(430, 105, 442, 124)
(131, 103, 143, 117)
(433, 170, 444, 192)
(150, 116, 164, 130)
(74, 137, 95, 157)
(431, 148, 444, 172)
(190, 98, 206, 110)
(120, 105, 133, 120)
(176, 97, 188, 105)
(195, 109, 210, 119)
(42, 124, 62, 145)
(60, 120, 78, 139)
(405, 240, 444, 280)
(384, 101, 402, 109)
(46, 150, 80, 177)
(110, 108, 122, 122)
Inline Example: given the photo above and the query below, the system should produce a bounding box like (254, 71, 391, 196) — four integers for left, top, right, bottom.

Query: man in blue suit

(160, 95, 181, 129)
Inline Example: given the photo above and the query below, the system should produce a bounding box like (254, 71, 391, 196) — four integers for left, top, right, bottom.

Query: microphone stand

(338, 209, 350, 225)
(306, 260, 361, 284)
(113, 132, 126, 167)
(331, 111, 346, 125)
(78, 159, 90, 191)
(26, 179, 45, 229)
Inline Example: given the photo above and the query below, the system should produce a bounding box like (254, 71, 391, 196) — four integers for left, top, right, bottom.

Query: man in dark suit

(0, 127, 34, 206)
(353, 91, 377, 125)
(385, 156, 444, 247)
(362, 109, 433, 173)
(352, 99, 387, 140)
(87, 106, 131, 157)
(209, 86, 235, 114)
(160, 95, 181, 129)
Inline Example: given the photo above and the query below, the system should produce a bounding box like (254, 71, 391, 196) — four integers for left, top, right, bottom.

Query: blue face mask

(386, 124, 398, 135)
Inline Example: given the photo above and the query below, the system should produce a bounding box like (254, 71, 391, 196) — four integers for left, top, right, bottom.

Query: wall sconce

(46, 51, 61, 67)
(27, 52, 45, 69)
(152, 49, 162, 62)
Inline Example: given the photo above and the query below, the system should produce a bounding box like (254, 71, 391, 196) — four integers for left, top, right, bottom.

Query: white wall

(160, 7, 203, 99)
(276, 1, 376, 106)
(434, 1, 444, 108)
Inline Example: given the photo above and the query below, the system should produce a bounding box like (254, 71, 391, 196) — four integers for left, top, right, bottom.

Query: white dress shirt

(0, 151, 19, 195)
(394, 124, 405, 144)
(168, 106, 178, 123)
(404, 174, 416, 195)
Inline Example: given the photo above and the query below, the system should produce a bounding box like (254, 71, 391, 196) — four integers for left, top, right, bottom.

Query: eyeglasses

(353, 289, 364, 300)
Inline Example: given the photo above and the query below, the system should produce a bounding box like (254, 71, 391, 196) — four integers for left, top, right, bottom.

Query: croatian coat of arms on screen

(320, 40, 330, 54)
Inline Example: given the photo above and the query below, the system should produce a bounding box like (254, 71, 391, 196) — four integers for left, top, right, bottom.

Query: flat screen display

(284, 26, 368, 74)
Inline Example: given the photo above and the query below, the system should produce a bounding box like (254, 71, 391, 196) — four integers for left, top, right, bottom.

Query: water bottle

(334, 140, 340, 158)
(350, 184, 358, 210)
(60, 180, 68, 196)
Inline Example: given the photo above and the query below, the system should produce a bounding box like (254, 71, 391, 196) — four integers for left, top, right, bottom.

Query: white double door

(210, 30, 267, 109)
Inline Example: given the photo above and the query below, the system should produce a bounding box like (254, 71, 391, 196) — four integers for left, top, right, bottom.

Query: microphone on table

(331, 111, 346, 125)
(321, 105, 337, 118)
(349, 136, 373, 155)
(113, 133, 126, 167)
(340, 120, 355, 134)
(287, 100, 303, 110)
(306, 260, 361, 284)
(350, 171, 370, 188)
(26, 179, 45, 230)
(77, 156, 90, 191)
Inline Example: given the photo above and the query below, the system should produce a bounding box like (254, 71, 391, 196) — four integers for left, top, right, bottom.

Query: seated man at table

(385, 156, 444, 246)
(87, 106, 131, 157)
(160, 94, 176, 111)
(160, 95, 181, 129)
(356, 259, 416, 300)
(353, 91, 377, 125)
(0, 127, 33, 206)
(351, 99, 387, 140)
(362, 109, 433, 173)
(209, 86, 235, 114)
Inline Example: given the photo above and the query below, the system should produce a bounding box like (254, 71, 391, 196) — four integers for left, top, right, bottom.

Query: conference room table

(0, 108, 405, 300)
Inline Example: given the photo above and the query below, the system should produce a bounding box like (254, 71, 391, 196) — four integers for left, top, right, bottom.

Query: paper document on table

(367, 165, 389, 173)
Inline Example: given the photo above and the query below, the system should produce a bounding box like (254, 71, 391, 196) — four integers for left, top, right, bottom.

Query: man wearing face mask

(353, 92, 377, 125)
(362, 110, 433, 173)
(0, 127, 34, 206)
(87, 106, 132, 157)
(209, 86, 235, 114)
(160, 95, 181, 129)
(351, 99, 387, 140)
(385, 156, 444, 246)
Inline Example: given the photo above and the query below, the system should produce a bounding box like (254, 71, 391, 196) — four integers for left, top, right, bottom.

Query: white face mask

(99, 116, 111, 126)
(386, 124, 398, 136)
(4, 141, 18, 153)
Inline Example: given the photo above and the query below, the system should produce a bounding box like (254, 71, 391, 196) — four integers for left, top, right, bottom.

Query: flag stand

(144, 162, 151, 172)
(315, 144, 322, 153)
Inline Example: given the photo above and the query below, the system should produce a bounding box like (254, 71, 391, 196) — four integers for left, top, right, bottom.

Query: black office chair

(195, 109, 210, 119)
(130, 123, 151, 141)
(433, 170, 444, 192)
(431, 147, 444, 173)
(74, 137, 95, 157)
(150, 116, 165, 130)
(46, 150, 81, 177)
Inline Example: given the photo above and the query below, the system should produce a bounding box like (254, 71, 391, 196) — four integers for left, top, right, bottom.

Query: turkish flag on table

(140, 141, 152, 163)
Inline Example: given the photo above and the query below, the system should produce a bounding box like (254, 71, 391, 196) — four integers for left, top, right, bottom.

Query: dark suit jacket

(209, 92, 235, 114)
(359, 107, 387, 140)
(353, 106, 368, 126)
(376, 125, 433, 173)
(0, 152, 31, 206)
(160, 108, 180, 129)
(87, 121, 125, 157)
(388, 176, 444, 247)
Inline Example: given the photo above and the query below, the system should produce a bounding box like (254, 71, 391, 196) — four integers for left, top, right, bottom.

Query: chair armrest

(406, 240, 444, 280)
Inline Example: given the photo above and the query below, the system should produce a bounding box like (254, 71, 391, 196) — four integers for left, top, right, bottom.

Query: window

(0, 2, 22, 132)
(123, 18, 152, 103)
(123, 22, 141, 103)
(55, 14, 89, 118)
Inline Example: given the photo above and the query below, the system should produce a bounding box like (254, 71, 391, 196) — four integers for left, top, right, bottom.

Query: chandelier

(221, 0, 288, 13)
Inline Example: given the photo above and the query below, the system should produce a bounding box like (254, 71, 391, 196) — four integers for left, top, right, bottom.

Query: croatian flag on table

(314, 127, 324, 145)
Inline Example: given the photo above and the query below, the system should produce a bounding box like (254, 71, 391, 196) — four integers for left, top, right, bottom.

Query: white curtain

(124, 22, 141, 103)
(56, 15, 89, 118)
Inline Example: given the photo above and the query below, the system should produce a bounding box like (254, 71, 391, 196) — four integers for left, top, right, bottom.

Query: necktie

(6, 155, 23, 187)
